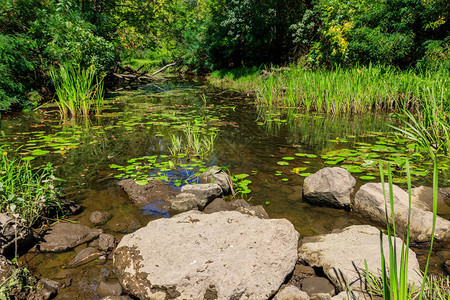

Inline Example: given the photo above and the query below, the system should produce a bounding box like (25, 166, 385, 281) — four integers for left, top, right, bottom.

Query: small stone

(199, 166, 233, 195)
(26, 278, 59, 300)
(96, 279, 123, 297)
(445, 260, 450, 274)
(69, 247, 103, 267)
(0, 214, 34, 257)
(181, 183, 223, 209)
(288, 264, 316, 286)
(301, 277, 335, 297)
(170, 193, 198, 212)
(100, 296, 133, 300)
(229, 199, 251, 209)
(98, 234, 116, 252)
(311, 293, 332, 300)
(203, 198, 232, 214)
(274, 285, 310, 300)
(236, 205, 270, 219)
(38, 223, 102, 252)
(0, 255, 13, 283)
(98, 255, 107, 264)
(90, 211, 112, 225)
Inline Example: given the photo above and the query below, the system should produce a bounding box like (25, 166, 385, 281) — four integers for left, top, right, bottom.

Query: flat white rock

(114, 210, 299, 299)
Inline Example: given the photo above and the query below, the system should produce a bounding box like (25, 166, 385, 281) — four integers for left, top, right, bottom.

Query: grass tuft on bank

(0, 150, 61, 227)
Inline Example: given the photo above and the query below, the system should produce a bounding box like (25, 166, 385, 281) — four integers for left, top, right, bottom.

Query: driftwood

(112, 62, 176, 83)
(150, 62, 177, 76)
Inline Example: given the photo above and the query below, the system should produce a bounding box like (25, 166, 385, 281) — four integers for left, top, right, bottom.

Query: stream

(1, 77, 449, 299)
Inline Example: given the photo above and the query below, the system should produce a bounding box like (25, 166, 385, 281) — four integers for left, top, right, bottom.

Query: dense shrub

(0, 0, 116, 111)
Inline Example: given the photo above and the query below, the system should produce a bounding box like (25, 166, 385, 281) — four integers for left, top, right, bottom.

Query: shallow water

(1, 77, 448, 298)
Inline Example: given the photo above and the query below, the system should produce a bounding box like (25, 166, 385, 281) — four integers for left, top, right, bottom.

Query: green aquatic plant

(0, 150, 61, 226)
(256, 65, 449, 114)
(232, 173, 252, 195)
(49, 64, 105, 117)
(390, 87, 449, 157)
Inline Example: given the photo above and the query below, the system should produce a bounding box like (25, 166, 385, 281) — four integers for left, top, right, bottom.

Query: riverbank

(208, 65, 450, 114)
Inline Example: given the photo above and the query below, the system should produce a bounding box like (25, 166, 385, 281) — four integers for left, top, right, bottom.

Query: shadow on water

(0, 77, 448, 298)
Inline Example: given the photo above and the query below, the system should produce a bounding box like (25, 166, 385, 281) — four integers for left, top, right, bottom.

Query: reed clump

(257, 65, 449, 114)
(50, 64, 105, 117)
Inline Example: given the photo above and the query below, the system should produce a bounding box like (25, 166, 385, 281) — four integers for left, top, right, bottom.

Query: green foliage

(291, 0, 450, 68)
(0, 150, 61, 227)
(0, 34, 39, 110)
(49, 63, 105, 117)
(0, 267, 36, 300)
(0, 0, 116, 111)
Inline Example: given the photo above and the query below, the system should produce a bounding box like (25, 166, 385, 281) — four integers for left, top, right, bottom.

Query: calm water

(1, 78, 448, 299)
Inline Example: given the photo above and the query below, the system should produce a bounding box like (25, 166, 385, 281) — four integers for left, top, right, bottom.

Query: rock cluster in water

(303, 167, 450, 244)
(4, 165, 448, 299)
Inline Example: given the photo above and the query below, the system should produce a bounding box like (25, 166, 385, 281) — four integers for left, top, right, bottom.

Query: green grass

(49, 64, 105, 117)
(0, 266, 36, 299)
(209, 64, 449, 116)
(208, 67, 262, 91)
(257, 64, 449, 114)
(0, 150, 61, 227)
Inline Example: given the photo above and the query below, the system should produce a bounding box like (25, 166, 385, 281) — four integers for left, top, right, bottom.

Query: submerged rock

(301, 277, 335, 297)
(37, 223, 102, 252)
(303, 168, 355, 208)
(98, 234, 117, 252)
(0, 213, 34, 258)
(96, 279, 123, 297)
(89, 211, 112, 225)
(113, 210, 299, 299)
(118, 179, 176, 205)
(199, 166, 233, 195)
(354, 183, 450, 243)
(69, 247, 103, 267)
(298, 225, 422, 292)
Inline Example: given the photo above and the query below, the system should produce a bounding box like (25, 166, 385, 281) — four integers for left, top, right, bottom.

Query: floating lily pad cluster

(110, 155, 208, 187)
(272, 131, 450, 184)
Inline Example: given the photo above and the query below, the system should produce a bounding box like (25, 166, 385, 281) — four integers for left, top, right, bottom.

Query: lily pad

(277, 161, 289, 166)
(360, 175, 376, 180)
(282, 157, 295, 160)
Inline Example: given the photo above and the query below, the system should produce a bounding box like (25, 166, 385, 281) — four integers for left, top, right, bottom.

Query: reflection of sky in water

(142, 201, 170, 218)
(146, 158, 218, 190)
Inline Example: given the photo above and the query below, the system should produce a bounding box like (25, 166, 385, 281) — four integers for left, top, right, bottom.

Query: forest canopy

(0, 0, 449, 110)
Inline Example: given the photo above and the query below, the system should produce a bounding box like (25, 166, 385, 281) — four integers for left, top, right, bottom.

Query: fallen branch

(150, 62, 177, 76)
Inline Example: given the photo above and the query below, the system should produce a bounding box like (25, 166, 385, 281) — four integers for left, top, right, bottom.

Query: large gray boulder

(180, 183, 222, 209)
(411, 186, 450, 215)
(199, 166, 233, 195)
(113, 210, 299, 299)
(354, 183, 450, 243)
(303, 168, 355, 208)
(37, 223, 102, 252)
(298, 225, 422, 292)
(0, 214, 34, 258)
